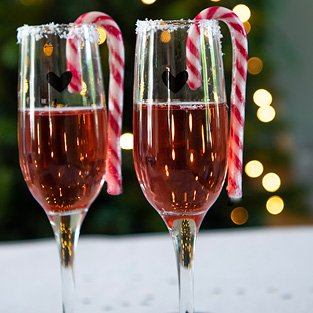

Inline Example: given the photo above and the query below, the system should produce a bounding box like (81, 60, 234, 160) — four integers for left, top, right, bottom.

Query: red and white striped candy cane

(67, 11, 124, 195)
(186, 7, 248, 199)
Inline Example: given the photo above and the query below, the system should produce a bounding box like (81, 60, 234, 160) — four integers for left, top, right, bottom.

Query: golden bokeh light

(141, 0, 157, 4)
(120, 133, 134, 150)
(266, 196, 284, 215)
(233, 4, 251, 22)
(160, 30, 171, 43)
(243, 21, 251, 34)
(253, 89, 272, 107)
(248, 57, 263, 75)
(43, 42, 53, 56)
(231, 207, 249, 225)
(24, 79, 29, 94)
(262, 172, 281, 192)
(97, 27, 107, 45)
(245, 160, 264, 178)
(210, 0, 221, 2)
(257, 105, 276, 123)
(80, 81, 87, 96)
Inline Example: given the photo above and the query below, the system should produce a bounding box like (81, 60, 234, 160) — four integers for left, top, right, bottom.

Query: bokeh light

(120, 133, 134, 150)
(231, 207, 249, 225)
(243, 21, 251, 34)
(80, 81, 87, 96)
(233, 4, 251, 22)
(257, 105, 276, 123)
(24, 79, 29, 94)
(245, 160, 264, 178)
(266, 196, 284, 215)
(141, 0, 157, 4)
(248, 57, 263, 75)
(262, 173, 281, 192)
(253, 89, 272, 107)
(97, 27, 107, 45)
(160, 31, 171, 43)
(43, 42, 53, 56)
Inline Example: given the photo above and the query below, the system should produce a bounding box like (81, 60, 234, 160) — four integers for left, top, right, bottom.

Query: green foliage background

(0, 0, 310, 240)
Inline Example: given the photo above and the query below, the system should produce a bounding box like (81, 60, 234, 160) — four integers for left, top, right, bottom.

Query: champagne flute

(17, 23, 107, 312)
(133, 20, 228, 313)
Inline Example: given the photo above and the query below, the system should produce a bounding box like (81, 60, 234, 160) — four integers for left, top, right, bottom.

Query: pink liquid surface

(133, 102, 228, 228)
(18, 107, 107, 214)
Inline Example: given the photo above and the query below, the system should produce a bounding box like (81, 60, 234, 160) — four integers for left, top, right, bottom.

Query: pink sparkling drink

(18, 106, 107, 215)
(133, 102, 228, 229)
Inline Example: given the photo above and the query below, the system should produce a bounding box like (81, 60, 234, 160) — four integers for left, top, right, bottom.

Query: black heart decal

(46, 71, 72, 92)
(162, 70, 188, 94)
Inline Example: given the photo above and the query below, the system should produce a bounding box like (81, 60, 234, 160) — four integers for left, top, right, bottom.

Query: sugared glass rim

(17, 22, 99, 44)
(135, 18, 220, 34)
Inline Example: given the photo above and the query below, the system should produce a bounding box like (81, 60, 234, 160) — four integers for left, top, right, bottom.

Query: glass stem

(48, 210, 87, 313)
(170, 218, 197, 313)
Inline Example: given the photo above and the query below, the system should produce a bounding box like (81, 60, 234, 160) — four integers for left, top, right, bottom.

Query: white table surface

(1, 226, 313, 313)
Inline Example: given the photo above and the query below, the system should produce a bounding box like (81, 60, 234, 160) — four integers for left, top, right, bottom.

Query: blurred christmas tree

(0, 0, 310, 240)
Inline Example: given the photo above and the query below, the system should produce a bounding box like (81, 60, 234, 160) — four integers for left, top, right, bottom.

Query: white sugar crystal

(17, 23, 99, 43)
(135, 18, 221, 36)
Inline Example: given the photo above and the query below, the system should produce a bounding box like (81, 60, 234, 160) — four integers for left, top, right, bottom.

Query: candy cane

(67, 12, 124, 195)
(186, 7, 248, 199)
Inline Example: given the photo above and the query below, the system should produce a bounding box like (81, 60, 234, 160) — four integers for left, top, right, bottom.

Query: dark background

(0, 0, 311, 241)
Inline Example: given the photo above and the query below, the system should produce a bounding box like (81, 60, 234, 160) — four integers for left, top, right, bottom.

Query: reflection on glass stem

(171, 218, 197, 313)
(49, 210, 87, 268)
(172, 219, 196, 268)
(48, 210, 87, 312)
